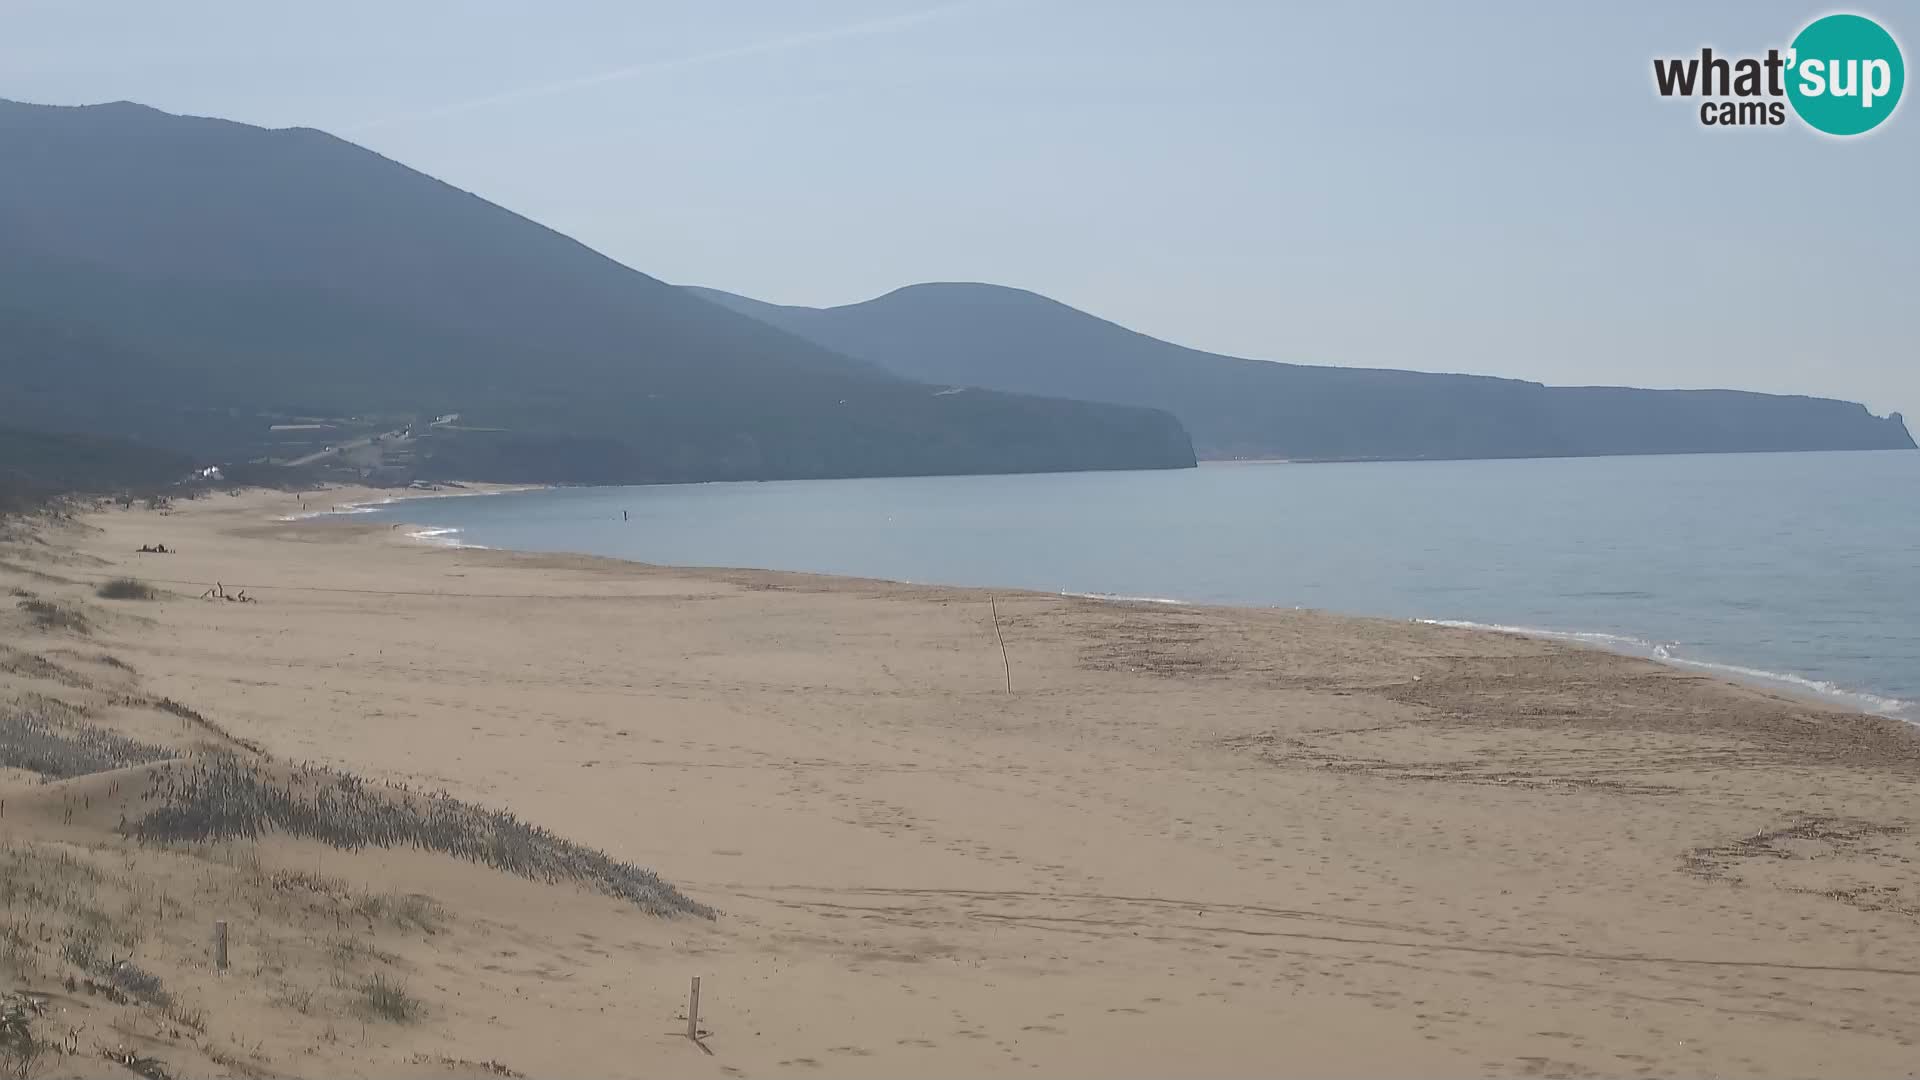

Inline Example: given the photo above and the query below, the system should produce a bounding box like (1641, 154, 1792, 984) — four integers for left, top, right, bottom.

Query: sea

(352, 450, 1919, 723)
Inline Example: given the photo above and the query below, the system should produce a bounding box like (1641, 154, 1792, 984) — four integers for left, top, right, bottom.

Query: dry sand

(6, 485, 1920, 1078)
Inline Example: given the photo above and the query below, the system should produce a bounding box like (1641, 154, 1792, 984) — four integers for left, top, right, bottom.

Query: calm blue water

(357, 451, 1920, 722)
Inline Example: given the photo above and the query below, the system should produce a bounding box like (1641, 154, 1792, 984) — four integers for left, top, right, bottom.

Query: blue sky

(4, 1, 1914, 417)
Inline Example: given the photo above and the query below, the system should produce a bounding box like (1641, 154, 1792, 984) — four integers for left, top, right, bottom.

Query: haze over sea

(360, 450, 1918, 723)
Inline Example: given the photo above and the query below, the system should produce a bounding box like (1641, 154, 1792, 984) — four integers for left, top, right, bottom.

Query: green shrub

(96, 578, 159, 601)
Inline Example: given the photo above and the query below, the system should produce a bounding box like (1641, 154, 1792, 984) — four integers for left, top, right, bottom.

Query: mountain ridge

(685, 282, 1915, 462)
(0, 99, 1195, 481)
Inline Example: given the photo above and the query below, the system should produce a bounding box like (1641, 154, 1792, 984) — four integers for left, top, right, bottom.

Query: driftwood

(99, 1045, 172, 1080)
(2, 992, 51, 1073)
(197, 583, 256, 604)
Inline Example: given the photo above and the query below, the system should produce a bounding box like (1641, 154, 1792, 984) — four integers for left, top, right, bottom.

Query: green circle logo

(1786, 14, 1904, 135)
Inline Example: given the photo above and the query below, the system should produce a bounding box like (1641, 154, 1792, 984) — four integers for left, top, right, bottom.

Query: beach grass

(126, 753, 712, 918)
(0, 697, 178, 779)
(14, 598, 90, 634)
(359, 974, 421, 1023)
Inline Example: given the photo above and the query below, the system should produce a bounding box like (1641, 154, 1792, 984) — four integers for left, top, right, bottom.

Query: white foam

(403, 526, 488, 550)
(1417, 619, 1658, 651)
(1652, 650, 1913, 719)
(1061, 590, 1189, 605)
(1418, 618, 1914, 722)
(279, 484, 531, 522)
(274, 495, 402, 522)
(274, 505, 381, 522)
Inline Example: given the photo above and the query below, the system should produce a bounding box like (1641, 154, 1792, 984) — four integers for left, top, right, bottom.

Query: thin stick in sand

(990, 597, 1012, 693)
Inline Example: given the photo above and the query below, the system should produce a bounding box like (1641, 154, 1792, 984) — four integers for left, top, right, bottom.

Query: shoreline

(270, 478, 544, 522)
(13, 485, 1920, 1076)
(337, 482, 1916, 727)
(163, 486, 1920, 770)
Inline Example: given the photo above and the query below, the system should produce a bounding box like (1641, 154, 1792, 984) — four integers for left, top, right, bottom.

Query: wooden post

(213, 920, 228, 971)
(687, 976, 701, 1040)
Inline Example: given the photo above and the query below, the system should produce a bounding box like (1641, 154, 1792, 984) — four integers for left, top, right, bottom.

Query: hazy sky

(5, 1, 1914, 416)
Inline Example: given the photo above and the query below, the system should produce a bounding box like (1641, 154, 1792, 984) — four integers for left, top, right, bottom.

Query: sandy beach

(6, 485, 1920, 1078)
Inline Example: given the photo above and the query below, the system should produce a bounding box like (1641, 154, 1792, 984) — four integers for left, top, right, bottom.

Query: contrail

(347, 2, 978, 132)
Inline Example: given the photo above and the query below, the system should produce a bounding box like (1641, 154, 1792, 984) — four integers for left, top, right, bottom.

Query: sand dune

(5, 486, 1920, 1077)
